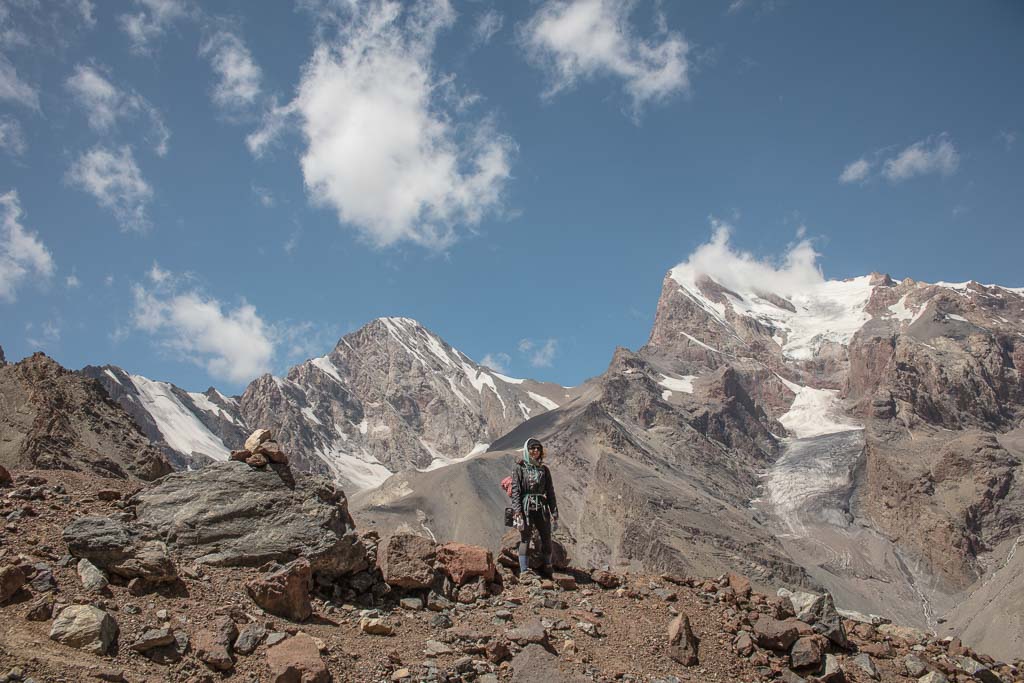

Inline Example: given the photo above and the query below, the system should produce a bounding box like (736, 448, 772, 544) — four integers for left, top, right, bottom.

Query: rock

(918, 673, 948, 683)
(77, 559, 109, 592)
(591, 570, 621, 588)
(49, 605, 118, 655)
(859, 641, 895, 659)
(131, 461, 366, 578)
(818, 653, 845, 683)
(246, 453, 269, 468)
(734, 631, 754, 657)
(849, 653, 879, 680)
(486, 639, 511, 663)
(244, 428, 273, 452)
(143, 629, 189, 665)
(0, 464, 11, 487)
(0, 564, 27, 603)
(424, 639, 453, 656)
(359, 617, 393, 636)
(435, 542, 496, 586)
(25, 595, 54, 621)
(431, 613, 452, 628)
(256, 440, 289, 464)
(779, 589, 822, 622)
(391, 668, 411, 681)
(230, 449, 250, 462)
(234, 623, 267, 655)
(29, 563, 57, 593)
(510, 644, 582, 683)
(377, 534, 436, 589)
(399, 597, 423, 610)
(903, 654, 927, 677)
(667, 614, 699, 666)
(507, 617, 549, 647)
(752, 615, 799, 652)
(266, 632, 329, 683)
(426, 591, 453, 612)
(246, 558, 313, 622)
(499, 528, 570, 571)
(96, 490, 121, 501)
(266, 632, 288, 646)
(804, 593, 849, 649)
(130, 628, 175, 652)
(552, 573, 577, 590)
(727, 572, 752, 599)
(62, 517, 177, 583)
(876, 622, 927, 644)
(790, 635, 825, 670)
(194, 616, 238, 671)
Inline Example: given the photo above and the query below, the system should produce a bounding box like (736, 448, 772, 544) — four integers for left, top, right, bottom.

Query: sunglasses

(529, 445, 543, 452)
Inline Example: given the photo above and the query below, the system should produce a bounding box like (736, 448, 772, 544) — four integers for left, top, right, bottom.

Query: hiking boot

(540, 564, 554, 579)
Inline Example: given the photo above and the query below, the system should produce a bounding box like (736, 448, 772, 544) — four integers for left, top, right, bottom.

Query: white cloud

(119, 0, 189, 54)
(77, 0, 97, 28)
(0, 54, 39, 109)
(66, 273, 80, 288)
(248, 0, 514, 250)
(148, 261, 170, 283)
(881, 134, 959, 182)
(26, 319, 60, 349)
(132, 280, 274, 384)
(0, 190, 55, 303)
(199, 30, 262, 111)
(481, 351, 510, 374)
(67, 145, 154, 232)
(0, 117, 25, 155)
(65, 64, 171, 156)
(252, 184, 274, 207)
(473, 9, 504, 46)
(838, 158, 870, 184)
(521, 0, 689, 115)
(519, 338, 557, 367)
(998, 130, 1017, 150)
(673, 217, 824, 298)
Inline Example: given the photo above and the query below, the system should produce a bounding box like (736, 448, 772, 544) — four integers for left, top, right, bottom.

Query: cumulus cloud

(0, 190, 55, 302)
(0, 117, 25, 155)
(672, 218, 824, 297)
(881, 135, 959, 182)
(518, 338, 558, 367)
(248, 0, 515, 250)
(65, 64, 171, 156)
(521, 0, 689, 115)
(481, 351, 511, 374)
(199, 30, 262, 112)
(838, 158, 870, 184)
(0, 54, 39, 109)
(132, 278, 274, 384)
(119, 0, 190, 53)
(66, 145, 154, 232)
(473, 9, 504, 46)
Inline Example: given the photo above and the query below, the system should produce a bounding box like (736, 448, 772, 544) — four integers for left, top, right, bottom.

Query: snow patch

(661, 390, 673, 401)
(658, 374, 695, 394)
(888, 294, 923, 323)
(130, 375, 230, 460)
(462, 363, 506, 415)
(493, 372, 525, 384)
(778, 382, 861, 439)
(318, 444, 393, 490)
(301, 406, 322, 425)
(527, 391, 559, 411)
(518, 401, 532, 419)
(188, 391, 241, 426)
(311, 355, 344, 384)
(104, 369, 121, 384)
(946, 313, 968, 322)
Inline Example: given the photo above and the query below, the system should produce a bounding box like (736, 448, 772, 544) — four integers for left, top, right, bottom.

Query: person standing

(511, 437, 559, 578)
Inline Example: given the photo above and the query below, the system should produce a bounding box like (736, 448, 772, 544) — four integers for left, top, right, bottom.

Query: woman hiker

(510, 437, 559, 579)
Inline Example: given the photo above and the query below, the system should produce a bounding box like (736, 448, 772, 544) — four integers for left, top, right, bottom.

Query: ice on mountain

(778, 380, 861, 439)
(104, 368, 121, 384)
(130, 374, 230, 461)
(658, 374, 695, 394)
(527, 391, 558, 411)
(494, 371, 525, 384)
(311, 355, 344, 383)
(188, 391, 242, 426)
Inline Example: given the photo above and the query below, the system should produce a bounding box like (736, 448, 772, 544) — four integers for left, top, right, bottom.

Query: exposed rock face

(62, 516, 177, 583)
(0, 353, 171, 480)
(245, 558, 313, 622)
(131, 461, 366, 578)
(435, 542, 496, 586)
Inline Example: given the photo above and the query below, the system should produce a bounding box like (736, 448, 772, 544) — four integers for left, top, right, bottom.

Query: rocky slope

(0, 352, 171, 481)
(0, 464, 1019, 683)
(352, 270, 1024, 661)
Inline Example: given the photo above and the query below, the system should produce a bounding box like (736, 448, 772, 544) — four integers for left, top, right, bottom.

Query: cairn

(230, 428, 289, 468)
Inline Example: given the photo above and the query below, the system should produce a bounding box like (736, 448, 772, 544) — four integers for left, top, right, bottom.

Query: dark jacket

(510, 459, 558, 518)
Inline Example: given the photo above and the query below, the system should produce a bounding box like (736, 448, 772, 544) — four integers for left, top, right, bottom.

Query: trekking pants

(518, 508, 553, 566)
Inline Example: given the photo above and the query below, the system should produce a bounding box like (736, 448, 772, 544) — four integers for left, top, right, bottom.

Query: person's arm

(510, 465, 523, 517)
(544, 465, 558, 518)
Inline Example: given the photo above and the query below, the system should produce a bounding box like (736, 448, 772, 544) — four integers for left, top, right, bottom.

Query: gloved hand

(514, 514, 524, 531)
(551, 514, 559, 532)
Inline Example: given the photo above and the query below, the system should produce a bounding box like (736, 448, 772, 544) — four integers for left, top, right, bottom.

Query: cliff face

(0, 353, 171, 480)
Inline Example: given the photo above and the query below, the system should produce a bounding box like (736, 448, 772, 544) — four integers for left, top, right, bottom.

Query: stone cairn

(229, 428, 289, 468)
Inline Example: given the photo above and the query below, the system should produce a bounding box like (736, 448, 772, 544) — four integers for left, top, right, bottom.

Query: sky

(0, 0, 1022, 394)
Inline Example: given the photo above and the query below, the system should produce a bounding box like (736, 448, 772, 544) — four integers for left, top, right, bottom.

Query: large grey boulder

(49, 605, 118, 655)
(63, 517, 177, 583)
(132, 461, 366, 578)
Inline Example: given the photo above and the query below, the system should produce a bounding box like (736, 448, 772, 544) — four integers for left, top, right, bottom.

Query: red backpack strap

(500, 475, 513, 497)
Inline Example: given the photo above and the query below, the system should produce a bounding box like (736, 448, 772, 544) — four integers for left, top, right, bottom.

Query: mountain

(84, 317, 568, 492)
(352, 270, 1024, 661)
(0, 352, 171, 480)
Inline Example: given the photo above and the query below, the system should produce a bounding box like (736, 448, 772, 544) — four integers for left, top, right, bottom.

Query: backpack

(501, 475, 514, 527)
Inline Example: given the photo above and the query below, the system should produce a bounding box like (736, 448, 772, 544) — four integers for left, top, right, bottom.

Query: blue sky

(0, 0, 1021, 393)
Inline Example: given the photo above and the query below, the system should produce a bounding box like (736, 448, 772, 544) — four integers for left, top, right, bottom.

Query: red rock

(244, 428, 273, 453)
(667, 614, 700, 666)
(255, 440, 289, 464)
(246, 453, 269, 468)
(229, 450, 250, 462)
(246, 558, 313, 622)
(752, 616, 799, 652)
(195, 616, 238, 671)
(0, 563, 27, 604)
(790, 635, 826, 669)
(860, 640, 896, 659)
(96, 489, 121, 501)
(377, 534, 436, 589)
(592, 570, 622, 589)
(266, 633, 329, 683)
(734, 631, 754, 657)
(727, 572, 752, 599)
(435, 542, 495, 586)
(0, 464, 11, 487)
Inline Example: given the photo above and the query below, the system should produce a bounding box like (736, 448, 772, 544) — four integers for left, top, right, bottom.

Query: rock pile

(229, 428, 290, 468)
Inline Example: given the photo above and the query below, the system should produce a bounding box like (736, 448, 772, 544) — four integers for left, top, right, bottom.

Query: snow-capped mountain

(86, 317, 568, 491)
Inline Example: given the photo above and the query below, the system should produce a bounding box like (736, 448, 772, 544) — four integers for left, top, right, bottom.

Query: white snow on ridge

(778, 380, 861, 439)
(527, 391, 559, 411)
(462, 363, 507, 415)
(104, 368, 121, 384)
(493, 372, 525, 384)
(130, 375, 230, 461)
(418, 441, 490, 472)
(188, 391, 241, 426)
(946, 313, 969, 322)
(311, 356, 344, 384)
(318, 443, 393, 490)
(658, 374, 695, 394)
(888, 294, 923, 323)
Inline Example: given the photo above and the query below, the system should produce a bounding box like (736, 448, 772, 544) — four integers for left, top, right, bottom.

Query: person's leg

(517, 524, 530, 574)
(536, 512, 553, 576)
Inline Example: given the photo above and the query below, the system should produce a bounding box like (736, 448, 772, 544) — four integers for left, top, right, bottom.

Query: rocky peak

(0, 345, 5, 366)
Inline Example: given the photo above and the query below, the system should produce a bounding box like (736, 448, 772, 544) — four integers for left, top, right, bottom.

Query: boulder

(790, 635, 825, 670)
(256, 440, 289, 464)
(727, 572, 752, 599)
(266, 632, 329, 683)
(779, 588, 822, 622)
(129, 628, 175, 653)
(26, 595, 54, 621)
(246, 558, 313, 622)
(29, 563, 57, 593)
(77, 558, 109, 592)
(733, 631, 754, 657)
(359, 617, 393, 636)
(0, 463, 11, 487)
(435, 542, 496, 586)
(377, 534, 436, 589)
(131, 461, 366, 577)
(918, 673, 948, 683)
(591, 570, 622, 589)
(194, 616, 238, 671)
(667, 614, 699, 666)
(902, 654, 927, 677)
(244, 428, 273, 452)
(507, 618, 549, 647)
(49, 605, 118, 655)
(0, 563, 27, 603)
(804, 593, 849, 649)
(818, 654, 845, 683)
(752, 616, 799, 652)
(62, 517, 177, 583)
(849, 653, 879, 680)
(230, 449, 250, 462)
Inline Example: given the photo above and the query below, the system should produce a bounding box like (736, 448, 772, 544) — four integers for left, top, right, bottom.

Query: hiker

(510, 437, 559, 578)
